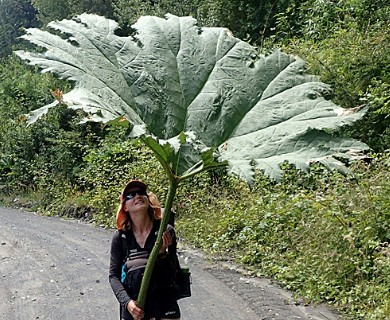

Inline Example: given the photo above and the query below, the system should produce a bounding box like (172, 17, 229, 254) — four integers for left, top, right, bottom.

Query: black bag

(167, 223, 192, 300)
(175, 264, 192, 299)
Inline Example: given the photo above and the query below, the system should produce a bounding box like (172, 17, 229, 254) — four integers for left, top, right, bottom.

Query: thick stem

(136, 178, 179, 309)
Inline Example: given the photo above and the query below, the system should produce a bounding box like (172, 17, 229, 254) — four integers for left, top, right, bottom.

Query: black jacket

(109, 220, 180, 320)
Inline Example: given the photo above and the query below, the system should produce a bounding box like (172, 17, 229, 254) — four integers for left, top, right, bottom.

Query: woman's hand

(159, 230, 173, 254)
(127, 299, 144, 319)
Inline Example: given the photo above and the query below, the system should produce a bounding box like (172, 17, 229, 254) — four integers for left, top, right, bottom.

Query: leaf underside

(16, 14, 369, 185)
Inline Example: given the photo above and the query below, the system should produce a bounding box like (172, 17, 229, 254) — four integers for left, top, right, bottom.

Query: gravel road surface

(0, 207, 342, 320)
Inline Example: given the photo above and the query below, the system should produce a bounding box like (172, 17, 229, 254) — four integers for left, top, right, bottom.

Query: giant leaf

(16, 14, 369, 185)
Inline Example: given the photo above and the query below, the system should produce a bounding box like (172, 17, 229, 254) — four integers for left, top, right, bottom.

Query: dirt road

(0, 207, 341, 319)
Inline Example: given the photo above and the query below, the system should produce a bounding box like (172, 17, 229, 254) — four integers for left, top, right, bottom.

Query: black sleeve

(108, 231, 132, 309)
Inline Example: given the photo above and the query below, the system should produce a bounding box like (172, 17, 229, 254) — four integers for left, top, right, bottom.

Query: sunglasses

(124, 190, 147, 201)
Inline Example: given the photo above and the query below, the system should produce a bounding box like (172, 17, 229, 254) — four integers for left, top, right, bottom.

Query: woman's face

(123, 188, 149, 214)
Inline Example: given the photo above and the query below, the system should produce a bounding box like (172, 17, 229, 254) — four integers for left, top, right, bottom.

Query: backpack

(120, 233, 149, 299)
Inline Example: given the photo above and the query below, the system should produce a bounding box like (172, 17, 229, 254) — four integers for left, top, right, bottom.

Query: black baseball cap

(122, 179, 147, 197)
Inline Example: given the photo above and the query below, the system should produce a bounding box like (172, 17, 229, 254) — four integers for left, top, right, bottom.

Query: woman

(109, 179, 181, 320)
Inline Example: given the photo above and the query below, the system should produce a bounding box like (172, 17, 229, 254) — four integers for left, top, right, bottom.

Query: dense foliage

(177, 154, 390, 320)
(0, 0, 38, 58)
(31, 0, 115, 25)
(0, 0, 389, 319)
(270, 0, 390, 152)
(0, 56, 102, 196)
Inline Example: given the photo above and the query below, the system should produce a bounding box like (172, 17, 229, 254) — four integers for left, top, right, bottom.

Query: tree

(16, 14, 368, 309)
(112, 0, 200, 35)
(32, 0, 114, 25)
(0, 0, 38, 58)
(197, 0, 282, 46)
(112, 0, 293, 47)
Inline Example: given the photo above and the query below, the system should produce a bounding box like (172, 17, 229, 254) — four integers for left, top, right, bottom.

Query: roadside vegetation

(178, 154, 390, 319)
(0, 1, 389, 319)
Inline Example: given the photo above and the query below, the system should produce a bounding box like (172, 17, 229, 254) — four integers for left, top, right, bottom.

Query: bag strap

(119, 230, 130, 258)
